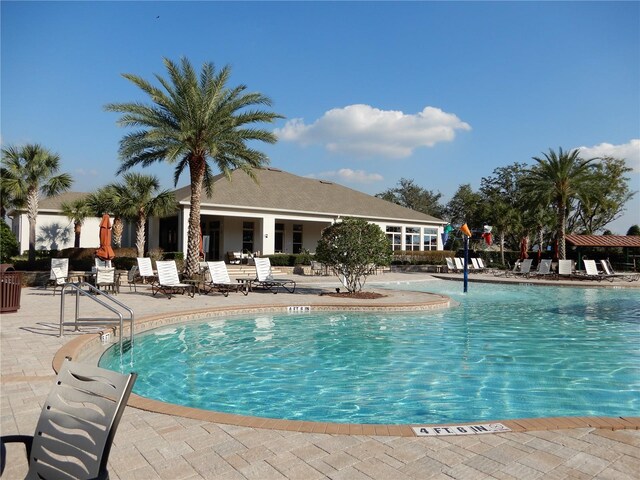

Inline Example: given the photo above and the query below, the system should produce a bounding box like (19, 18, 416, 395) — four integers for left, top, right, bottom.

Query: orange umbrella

(95, 214, 115, 261)
(519, 237, 529, 260)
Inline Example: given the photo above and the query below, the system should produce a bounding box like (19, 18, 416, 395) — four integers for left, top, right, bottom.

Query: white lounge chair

(579, 259, 611, 281)
(445, 257, 457, 273)
(454, 257, 465, 271)
(557, 259, 574, 278)
(205, 261, 247, 296)
(600, 259, 640, 282)
(46, 258, 69, 295)
(253, 257, 296, 293)
(136, 257, 157, 285)
(152, 260, 194, 299)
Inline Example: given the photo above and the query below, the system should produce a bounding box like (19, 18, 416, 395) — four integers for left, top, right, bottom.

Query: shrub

(0, 219, 19, 264)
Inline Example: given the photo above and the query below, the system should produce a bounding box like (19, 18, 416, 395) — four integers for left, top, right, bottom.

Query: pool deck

(2, 271, 639, 479)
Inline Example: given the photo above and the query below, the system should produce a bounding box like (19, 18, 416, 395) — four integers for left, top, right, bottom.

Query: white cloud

(307, 168, 384, 184)
(578, 139, 640, 172)
(276, 104, 471, 159)
(75, 168, 99, 177)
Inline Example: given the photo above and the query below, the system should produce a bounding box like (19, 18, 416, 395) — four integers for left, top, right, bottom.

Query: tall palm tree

(105, 57, 282, 276)
(106, 173, 176, 258)
(524, 147, 596, 260)
(1, 144, 72, 263)
(61, 198, 92, 248)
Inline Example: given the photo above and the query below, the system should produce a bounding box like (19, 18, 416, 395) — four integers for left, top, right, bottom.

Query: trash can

(0, 264, 22, 313)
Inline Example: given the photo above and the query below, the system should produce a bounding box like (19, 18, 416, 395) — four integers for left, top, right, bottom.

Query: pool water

(100, 280, 640, 424)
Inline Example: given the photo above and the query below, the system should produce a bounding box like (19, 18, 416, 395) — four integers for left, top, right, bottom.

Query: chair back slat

(156, 260, 181, 285)
(207, 261, 232, 284)
(254, 257, 274, 281)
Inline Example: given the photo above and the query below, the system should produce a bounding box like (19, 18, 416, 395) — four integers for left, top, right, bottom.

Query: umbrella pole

(463, 235, 469, 293)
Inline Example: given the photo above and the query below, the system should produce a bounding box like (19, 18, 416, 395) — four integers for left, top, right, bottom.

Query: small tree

(315, 217, 392, 293)
(0, 219, 19, 263)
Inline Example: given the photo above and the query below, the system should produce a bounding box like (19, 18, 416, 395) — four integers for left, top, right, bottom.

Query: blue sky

(2, 1, 639, 233)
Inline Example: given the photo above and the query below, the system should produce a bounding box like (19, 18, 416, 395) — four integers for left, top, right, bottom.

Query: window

(405, 227, 421, 251)
(275, 223, 284, 253)
(242, 222, 254, 252)
(423, 227, 438, 251)
(386, 226, 402, 251)
(292, 224, 303, 254)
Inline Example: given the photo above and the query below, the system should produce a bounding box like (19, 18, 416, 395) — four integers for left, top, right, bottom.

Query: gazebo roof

(565, 234, 640, 248)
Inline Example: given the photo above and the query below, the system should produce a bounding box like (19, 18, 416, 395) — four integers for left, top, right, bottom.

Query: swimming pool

(100, 280, 640, 424)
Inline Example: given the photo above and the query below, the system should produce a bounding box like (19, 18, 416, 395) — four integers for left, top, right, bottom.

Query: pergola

(565, 234, 640, 271)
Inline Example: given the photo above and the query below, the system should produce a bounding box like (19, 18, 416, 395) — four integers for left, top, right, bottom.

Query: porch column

(179, 207, 189, 257)
(260, 215, 276, 255)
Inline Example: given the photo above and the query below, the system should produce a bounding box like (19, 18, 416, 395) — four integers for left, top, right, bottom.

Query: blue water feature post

(463, 235, 469, 293)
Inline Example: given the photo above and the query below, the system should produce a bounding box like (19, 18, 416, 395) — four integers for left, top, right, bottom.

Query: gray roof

(174, 168, 445, 224)
(25, 192, 89, 212)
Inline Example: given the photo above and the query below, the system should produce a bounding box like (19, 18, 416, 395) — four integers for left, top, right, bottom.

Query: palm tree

(105, 57, 282, 276)
(525, 147, 596, 260)
(1, 144, 73, 263)
(106, 173, 176, 258)
(86, 186, 125, 247)
(61, 198, 92, 248)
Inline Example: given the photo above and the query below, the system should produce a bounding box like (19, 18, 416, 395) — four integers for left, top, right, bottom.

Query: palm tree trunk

(74, 222, 81, 248)
(27, 189, 38, 264)
(136, 212, 146, 258)
(112, 217, 123, 247)
(557, 205, 566, 260)
(185, 158, 205, 277)
(499, 231, 505, 265)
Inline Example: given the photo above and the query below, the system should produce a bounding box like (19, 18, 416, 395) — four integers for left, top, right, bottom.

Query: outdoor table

(235, 277, 255, 293)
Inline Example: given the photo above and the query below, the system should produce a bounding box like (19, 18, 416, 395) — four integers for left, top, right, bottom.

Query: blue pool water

(100, 280, 640, 424)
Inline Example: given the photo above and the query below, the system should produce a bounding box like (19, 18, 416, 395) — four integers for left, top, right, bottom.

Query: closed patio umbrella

(519, 237, 529, 260)
(95, 214, 115, 261)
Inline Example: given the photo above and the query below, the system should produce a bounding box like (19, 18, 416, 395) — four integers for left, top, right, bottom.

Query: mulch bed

(320, 291, 386, 299)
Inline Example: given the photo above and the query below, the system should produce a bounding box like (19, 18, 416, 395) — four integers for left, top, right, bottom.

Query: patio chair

(0, 358, 137, 480)
(476, 257, 491, 273)
(253, 257, 296, 294)
(311, 260, 324, 276)
(152, 260, 195, 299)
(226, 251, 243, 265)
(445, 257, 457, 273)
(46, 258, 69, 295)
(95, 266, 119, 294)
(205, 261, 248, 296)
(600, 259, 640, 282)
(126, 265, 139, 291)
(471, 258, 484, 272)
(95, 258, 112, 268)
(136, 257, 157, 285)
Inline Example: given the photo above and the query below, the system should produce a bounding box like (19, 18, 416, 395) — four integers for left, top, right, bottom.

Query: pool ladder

(59, 282, 134, 351)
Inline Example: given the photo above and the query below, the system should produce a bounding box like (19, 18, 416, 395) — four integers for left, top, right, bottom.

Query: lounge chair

(476, 257, 491, 273)
(227, 251, 243, 265)
(136, 257, 157, 285)
(96, 266, 119, 293)
(600, 259, 640, 282)
(253, 257, 296, 293)
(445, 257, 458, 273)
(46, 258, 69, 295)
(532, 259, 553, 278)
(0, 358, 137, 480)
(454, 257, 465, 271)
(557, 259, 574, 278)
(126, 265, 139, 291)
(311, 260, 325, 275)
(513, 258, 533, 277)
(152, 260, 195, 299)
(471, 258, 485, 272)
(576, 259, 612, 282)
(494, 260, 520, 277)
(205, 261, 248, 296)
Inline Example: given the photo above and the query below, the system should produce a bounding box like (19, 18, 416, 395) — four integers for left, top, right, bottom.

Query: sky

(2, 1, 639, 234)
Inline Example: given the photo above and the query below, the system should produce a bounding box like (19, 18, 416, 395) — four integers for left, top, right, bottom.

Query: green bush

(0, 219, 19, 264)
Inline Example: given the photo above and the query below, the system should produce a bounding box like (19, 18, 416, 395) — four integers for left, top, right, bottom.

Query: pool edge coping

(52, 299, 640, 437)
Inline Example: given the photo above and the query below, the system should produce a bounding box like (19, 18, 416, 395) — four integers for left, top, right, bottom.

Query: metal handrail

(59, 282, 134, 351)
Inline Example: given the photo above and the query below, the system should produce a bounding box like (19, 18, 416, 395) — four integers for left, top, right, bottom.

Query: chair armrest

(1, 434, 33, 475)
